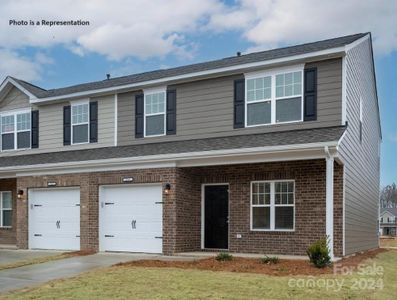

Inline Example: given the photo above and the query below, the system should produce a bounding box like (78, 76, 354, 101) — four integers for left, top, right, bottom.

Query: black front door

(204, 185, 229, 249)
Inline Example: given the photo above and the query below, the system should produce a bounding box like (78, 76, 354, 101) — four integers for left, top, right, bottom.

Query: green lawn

(2, 250, 396, 300)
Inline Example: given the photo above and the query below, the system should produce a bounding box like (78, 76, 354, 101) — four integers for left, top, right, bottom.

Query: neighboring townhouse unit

(380, 208, 397, 236)
(0, 33, 381, 259)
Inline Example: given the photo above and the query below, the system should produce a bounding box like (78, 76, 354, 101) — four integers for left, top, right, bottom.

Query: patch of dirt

(115, 248, 388, 276)
(63, 250, 96, 257)
(335, 248, 387, 270)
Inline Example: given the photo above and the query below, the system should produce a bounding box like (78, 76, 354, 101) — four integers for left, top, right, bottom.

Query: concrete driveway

(0, 252, 194, 294)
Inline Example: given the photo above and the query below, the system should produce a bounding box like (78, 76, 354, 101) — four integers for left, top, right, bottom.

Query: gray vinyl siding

(117, 58, 342, 146)
(0, 94, 115, 156)
(339, 38, 381, 255)
(0, 86, 30, 111)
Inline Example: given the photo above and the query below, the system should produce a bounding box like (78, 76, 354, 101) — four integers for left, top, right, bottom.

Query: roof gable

(380, 208, 397, 217)
(0, 77, 41, 102)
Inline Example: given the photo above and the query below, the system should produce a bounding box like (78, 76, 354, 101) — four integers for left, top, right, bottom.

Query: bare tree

(380, 183, 397, 208)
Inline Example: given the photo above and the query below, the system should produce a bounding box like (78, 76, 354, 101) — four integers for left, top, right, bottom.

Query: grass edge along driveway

(2, 250, 396, 300)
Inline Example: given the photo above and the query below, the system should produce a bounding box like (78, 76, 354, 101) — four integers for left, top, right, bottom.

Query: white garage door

(29, 188, 80, 250)
(99, 185, 163, 253)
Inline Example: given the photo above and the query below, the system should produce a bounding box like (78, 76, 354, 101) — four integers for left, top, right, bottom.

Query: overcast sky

(0, 0, 396, 185)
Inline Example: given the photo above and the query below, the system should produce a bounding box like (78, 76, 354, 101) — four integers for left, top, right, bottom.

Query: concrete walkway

(0, 252, 194, 294)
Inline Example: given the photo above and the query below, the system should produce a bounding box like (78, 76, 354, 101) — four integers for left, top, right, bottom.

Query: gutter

(0, 141, 339, 176)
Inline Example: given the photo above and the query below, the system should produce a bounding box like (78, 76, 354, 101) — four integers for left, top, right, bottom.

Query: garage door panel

(101, 237, 162, 253)
(32, 237, 79, 251)
(104, 220, 162, 233)
(102, 215, 162, 225)
(29, 188, 80, 251)
(99, 185, 163, 253)
(32, 222, 80, 232)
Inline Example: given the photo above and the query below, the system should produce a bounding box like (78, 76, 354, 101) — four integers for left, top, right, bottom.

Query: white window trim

(0, 191, 12, 228)
(71, 100, 90, 145)
(250, 180, 295, 232)
(143, 87, 167, 138)
(245, 65, 304, 128)
(0, 108, 32, 152)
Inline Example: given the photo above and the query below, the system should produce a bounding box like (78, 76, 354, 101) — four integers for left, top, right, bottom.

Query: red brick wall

(16, 169, 178, 255)
(0, 178, 17, 245)
(15, 160, 343, 256)
(174, 168, 201, 252)
(179, 160, 344, 256)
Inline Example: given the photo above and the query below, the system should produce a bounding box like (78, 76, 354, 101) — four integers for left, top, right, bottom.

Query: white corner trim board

(114, 93, 118, 146)
(341, 56, 347, 125)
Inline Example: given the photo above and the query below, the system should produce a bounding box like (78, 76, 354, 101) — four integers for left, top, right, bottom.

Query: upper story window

(71, 102, 89, 144)
(275, 71, 302, 123)
(144, 89, 166, 137)
(0, 110, 31, 151)
(0, 191, 12, 228)
(245, 66, 303, 127)
(246, 76, 272, 125)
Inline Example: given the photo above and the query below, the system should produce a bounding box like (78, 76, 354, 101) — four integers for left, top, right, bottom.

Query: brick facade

(0, 178, 17, 245)
(179, 160, 344, 256)
(13, 159, 343, 257)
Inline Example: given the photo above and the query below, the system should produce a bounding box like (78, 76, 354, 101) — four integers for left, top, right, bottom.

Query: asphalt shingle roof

(381, 208, 397, 217)
(0, 126, 345, 168)
(11, 33, 366, 99)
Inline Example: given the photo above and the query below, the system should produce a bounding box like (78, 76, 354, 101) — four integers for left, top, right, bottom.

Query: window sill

(144, 133, 166, 138)
(0, 226, 12, 230)
(1, 147, 31, 153)
(245, 119, 302, 128)
(251, 229, 295, 232)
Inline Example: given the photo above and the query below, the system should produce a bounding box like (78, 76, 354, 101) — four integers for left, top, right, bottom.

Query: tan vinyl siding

(0, 94, 115, 156)
(0, 87, 30, 111)
(118, 58, 343, 146)
(339, 38, 381, 255)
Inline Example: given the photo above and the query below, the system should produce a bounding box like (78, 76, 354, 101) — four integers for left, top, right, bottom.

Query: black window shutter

(63, 105, 71, 145)
(31, 110, 39, 149)
(135, 94, 144, 138)
(166, 89, 176, 135)
(89, 101, 98, 143)
(304, 68, 317, 121)
(234, 79, 245, 128)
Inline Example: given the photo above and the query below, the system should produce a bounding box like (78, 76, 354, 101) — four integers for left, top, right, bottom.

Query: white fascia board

(0, 77, 38, 101)
(5, 141, 338, 176)
(29, 46, 346, 104)
(17, 162, 177, 177)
